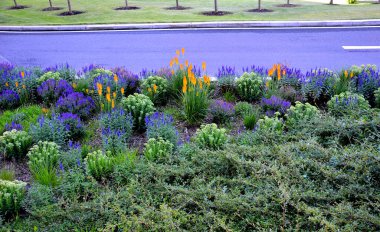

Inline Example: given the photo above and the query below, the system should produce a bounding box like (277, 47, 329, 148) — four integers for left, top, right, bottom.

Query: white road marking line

(342, 46, 380, 50)
(0, 54, 11, 63)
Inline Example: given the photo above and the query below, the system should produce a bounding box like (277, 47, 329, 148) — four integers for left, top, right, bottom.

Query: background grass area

(0, 0, 379, 25)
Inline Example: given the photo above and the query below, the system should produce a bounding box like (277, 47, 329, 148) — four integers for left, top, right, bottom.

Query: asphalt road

(0, 27, 379, 75)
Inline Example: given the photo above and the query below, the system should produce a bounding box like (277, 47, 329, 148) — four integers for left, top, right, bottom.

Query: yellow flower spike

(344, 70, 348, 78)
(169, 59, 174, 68)
(107, 86, 111, 93)
(86, 89, 89, 94)
(21, 71, 25, 78)
(174, 57, 179, 65)
(190, 76, 196, 86)
(120, 87, 125, 95)
(179, 64, 183, 70)
(153, 84, 158, 93)
(181, 48, 185, 55)
(182, 85, 187, 93)
(199, 79, 203, 89)
(202, 62, 206, 71)
(113, 92, 116, 98)
(106, 93, 111, 102)
(72, 83, 77, 89)
(176, 50, 180, 56)
(113, 74, 118, 83)
(112, 99, 115, 109)
(266, 81, 270, 88)
(5, 82, 9, 87)
(148, 87, 152, 92)
(15, 81, 19, 88)
(185, 60, 189, 67)
(350, 72, 354, 78)
(268, 69, 273, 77)
(96, 83, 103, 96)
(22, 84, 26, 89)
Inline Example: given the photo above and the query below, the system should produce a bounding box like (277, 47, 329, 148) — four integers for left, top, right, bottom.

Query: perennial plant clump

(209, 99, 235, 124)
(145, 112, 179, 147)
(285, 101, 320, 129)
(85, 150, 114, 180)
(0, 90, 20, 110)
(56, 92, 96, 120)
(236, 72, 263, 102)
(261, 95, 291, 116)
(121, 93, 155, 131)
(0, 179, 27, 217)
(37, 79, 74, 105)
(141, 76, 169, 105)
(143, 137, 174, 161)
(29, 114, 69, 147)
(327, 91, 370, 117)
(194, 123, 228, 150)
(0, 129, 33, 160)
(37, 71, 61, 84)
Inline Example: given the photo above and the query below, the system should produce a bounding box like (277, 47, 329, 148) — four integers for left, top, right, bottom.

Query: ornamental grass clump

(27, 141, 60, 186)
(261, 95, 291, 117)
(85, 150, 114, 180)
(327, 92, 370, 118)
(194, 123, 228, 150)
(0, 129, 32, 160)
(145, 112, 179, 147)
(141, 76, 169, 105)
(209, 99, 235, 124)
(56, 92, 96, 120)
(0, 179, 27, 218)
(285, 101, 320, 129)
(37, 71, 61, 84)
(121, 93, 155, 131)
(37, 79, 74, 106)
(143, 137, 174, 162)
(236, 72, 263, 102)
(100, 108, 134, 155)
(0, 90, 20, 110)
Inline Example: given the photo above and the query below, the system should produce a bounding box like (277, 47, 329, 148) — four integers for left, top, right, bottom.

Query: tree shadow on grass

(165, 6, 192, 10)
(114, 6, 140, 10)
(58, 11, 85, 16)
(201, 11, 233, 16)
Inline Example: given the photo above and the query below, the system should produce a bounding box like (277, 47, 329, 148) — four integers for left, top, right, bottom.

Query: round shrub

(234, 101, 253, 117)
(37, 79, 74, 105)
(236, 72, 263, 102)
(327, 92, 370, 117)
(0, 179, 27, 217)
(209, 100, 235, 124)
(256, 114, 284, 135)
(0, 90, 20, 110)
(88, 68, 113, 80)
(56, 92, 96, 120)
(37, 71, 61, 84)
(261, 95, 291, 117)
(143, 137, 174, 162)
(0, 130, 32, 160)
(58, 113, 85, 141)
(145, 112, 179, 147)
(375, 88, 380, 108)
(121, 93, 155, 131)
(194, 123, 228, 150)
(285, 101, 320, 129)
(85, 150, 114, 180)
(29, 115, 69, 147)
(141, 76, 169, 105)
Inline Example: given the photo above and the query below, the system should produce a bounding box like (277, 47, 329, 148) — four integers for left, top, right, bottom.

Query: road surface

(0, 27, 379, 75)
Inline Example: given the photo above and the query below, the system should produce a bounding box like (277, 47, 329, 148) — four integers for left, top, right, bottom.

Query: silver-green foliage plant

(234, 101, 253, 117)
(141, 76, 169, 105)
(85, 150, 114, 180)
(27, 141, 60, 186)
(327, 92, 370, 117)
(143, 137, 173, 161)
(236, 72, 263, 102)
(121, 93, 155, 131)
(37, 71, 61, 84)
(29, 115, 69, 147)
(0, 179, 27, 217)
(285, 101, 319, 129)
(194, 123, 228, 150)
(256, 113, 284, 135)
(0, 129, 32, 160)
(375, 88, 380, 108)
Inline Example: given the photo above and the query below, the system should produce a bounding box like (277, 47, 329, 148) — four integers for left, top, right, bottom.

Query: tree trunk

(258, 0, 261, 10)
(13, 0, 18, 7)
(214, 0, 218, 13)
(67, 0, 72, 13)
(176, 0, 179, 8)
(125, 0, 128, 7)
(49, 0, 53, 8)
(329, 0, 333, 4)
(287, 0, 290, 5)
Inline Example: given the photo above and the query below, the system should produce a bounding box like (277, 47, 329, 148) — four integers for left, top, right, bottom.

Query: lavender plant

(58, 113, 85, 140)
(209, 100, 235, 124)
(4, 122, 23, 132)
(217, 66, 237, 93)
(56, 92, 96, 120)
(352, 68, 380, 106)
(261, 95, 291, 117)
(111, 66, 140, 96)
(37, 79, 74, 105)
(145, 112, 179, 147)
(0, 90, 20, 110)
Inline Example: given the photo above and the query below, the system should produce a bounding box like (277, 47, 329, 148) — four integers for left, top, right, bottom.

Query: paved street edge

(1, 19, 380, 31)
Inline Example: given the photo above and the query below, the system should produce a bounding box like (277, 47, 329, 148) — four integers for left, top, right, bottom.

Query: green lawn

(0, 0, 379, 25)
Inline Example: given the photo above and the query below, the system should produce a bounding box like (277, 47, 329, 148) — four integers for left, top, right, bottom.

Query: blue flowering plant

(0, 90, 20, 110)
(37, 79, 74, 106)
(29, 114, 69, 147)
(145, 112, 179, 147)
(261, 95, 291, 117)
(351, 67, 380, 106)
(56, 92, 97, 120)
(209, 100, 235, 124)
(58, 113, 85, 141)
(327, 92, 370, 118)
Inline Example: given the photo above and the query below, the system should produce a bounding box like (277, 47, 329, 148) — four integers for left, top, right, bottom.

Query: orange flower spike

(113, 74, 118, 83)
(277, 65, 281, 81)
(185, 60, 189, 67)
(15, 81, 19, 88)
(113, 92, 116, 98)
(179, 64, 183, 70)
(199, 79, 203, 89)
(96, 83, 103, 96)
(107, 86, 111, 93)
(350, 72, 354, 78)
(106, 93, 111, 102)
(181, 48, 185, 55)
(174, 57, 179, 65)
(120, 87, 125, 95)
(183, 76, 188, 86)
(5, 82, 9, 87)
(22, 84, 26, 89)
(112, 99, 115, 109)
(171, 70, 175, 75)
(21, 71, 25, 78)
(169, 59, 174, 68)
(190, 76, 196, 86)
(282, 69, 286, 76)
(153, 84, 158, 92)
(202, 62, 206, 71)
(176, 50, 180, 56)
(344, 70, 348, 78)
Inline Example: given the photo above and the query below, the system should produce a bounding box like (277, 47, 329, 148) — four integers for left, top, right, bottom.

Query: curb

(1, 19, 380, 31)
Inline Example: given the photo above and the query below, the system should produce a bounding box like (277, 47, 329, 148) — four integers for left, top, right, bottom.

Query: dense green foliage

(121, 93, 155, 131)
(141, 76, 169, 105)
(143, 137, 174, 162)
(0, 179, 26, 218)
(236, 72, 263, 102)
(194, 123, 228, 150)
(0, 130, 33, 160)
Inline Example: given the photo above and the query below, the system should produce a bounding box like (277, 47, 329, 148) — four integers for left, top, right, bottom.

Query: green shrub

(0, 166, 15, 181)
(37, 71, 61, 84)
(194, 123, 228, 150)
(234, 101, 254, 117)
(375, 88, 380, 108)
(143, 138, 174, 161)
(0, 179, 27, 217)
(29, 115, 69, 147)
(285, 101, 320, 129)
(257, 113, 284, 135)
(141, 76, 169, 105)
(236, 72, 263, 102)
(0, 130, 33, 160)
(22, 183, 55, 215)
(0, 105, 42, 133)
(121, 93, 155, 131)
(327, 92, 370, 117)
(88, 68, 113, 80)
(27, 141, 60, 186)
(85, 150, 114, 180)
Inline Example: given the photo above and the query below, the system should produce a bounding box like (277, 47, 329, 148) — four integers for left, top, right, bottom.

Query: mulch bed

(114, 6, 140, 10)
(8, 5, 29, 10)
(165, 6, 192, 10)
(42, 7, 63, 11)
(201, 11, 232, 16)
(59, 10, 85, 16)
